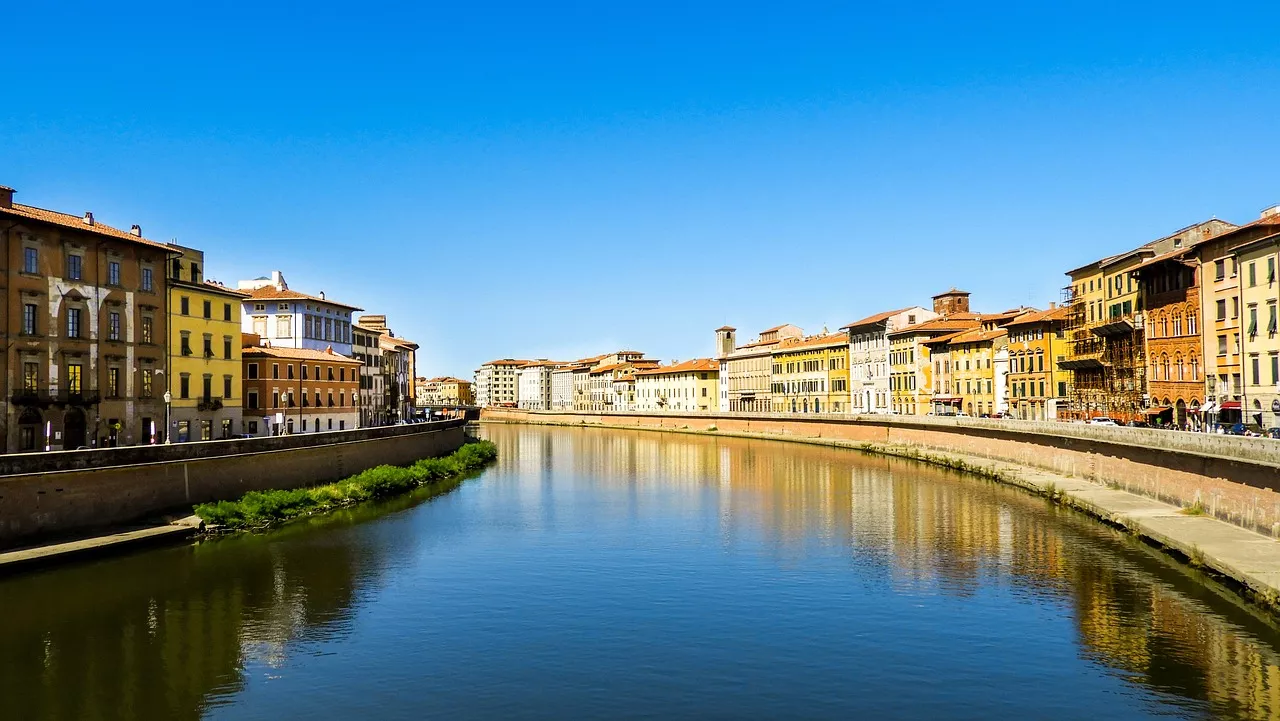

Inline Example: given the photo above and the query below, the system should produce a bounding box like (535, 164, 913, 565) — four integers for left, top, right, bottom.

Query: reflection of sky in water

(3, 424, 1280, 720)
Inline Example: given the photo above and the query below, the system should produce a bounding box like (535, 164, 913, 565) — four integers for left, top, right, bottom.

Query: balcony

(10, 389, 101, 407)
(197, 396, 224, 412)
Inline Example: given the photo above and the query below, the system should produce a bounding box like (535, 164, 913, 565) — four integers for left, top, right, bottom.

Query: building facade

(517, 361, 559, 410)
(1235, 221, 1280, 429)
(635, 359, 719, 412)
(352, 324, 384, 426)
(1003, 305, 1069, 420)
(166, 244, 246, 442)
(475, 359, 528, 407)
(1, 185, 171, 451)
(241, 340, 360, 436)
(843, 306, 934, 415)
(238, 271, 361, 357)
(715, 324, 801, 413)
(1135, 247, 1206, 429)
(769, 333, 850, 413)
(416, 377, 475, 407)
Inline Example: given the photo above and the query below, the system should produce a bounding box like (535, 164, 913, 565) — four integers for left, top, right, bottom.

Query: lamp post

(163, 390, 172, 444)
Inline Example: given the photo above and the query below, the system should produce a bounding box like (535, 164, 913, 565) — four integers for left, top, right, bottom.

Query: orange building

(242, 335, 360, 437)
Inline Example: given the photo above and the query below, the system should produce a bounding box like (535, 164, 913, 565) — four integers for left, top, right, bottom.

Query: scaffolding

(1058, 285, 1147, 422)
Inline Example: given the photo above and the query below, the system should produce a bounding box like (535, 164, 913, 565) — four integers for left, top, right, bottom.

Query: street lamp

(163, 390, 172, 444)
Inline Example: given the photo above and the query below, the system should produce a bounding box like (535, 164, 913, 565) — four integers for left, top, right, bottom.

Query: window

(248, 420, 259, 434)
(181, 331, 192, 356)
(1217, 299, 1227, 321)
(67, 308, 82, 338)
(203, 334, 213, 357)
(222, 419, 232, 439)
(22, 303, 36, 335)
(202, 375, 212, 399)
(224, 303, 232, 321)
(224, 336, 232, 359)
(1250, 262, 1257, 287)
(1249, 307, 1258, 337)
(203, 300, 212, 319)
(253, 316, 267, 336)
(248, 390, 259, 409)
(24, 247, 38, 274)
(142, 267, 153, 291)
(142, 369, 153, 397)
(272, 363, 280, 379)
(277, 316, 292, 337)
(1271, 257, 1277, 285)
(108, 367, 120, 398)
(67, 363, 83, 394)
(1215, 259, 1226, 280)
(223, 375, 232, 398)
(1271, 304, 1278, 336)
(272, 391, 280, 408)
(23, 362, 37, 391)
(339, 368, 345, 382)
(1273, 355, 1279, 385)
(1253, 357, 1261, 385)
(67, 254, 83, 280)
(108, 311, 121, 341)
(142, 315, 154, 344)
(302, 364, 309, 380)
(201, 420, 212, 441)
(287, 364, 294, 380)
(108, 261, 120, 286)
(248, 362, 259, 379)
(180, 296, 190, 315)
(180, 373, 190, 399)
(327, 366, 334, 381)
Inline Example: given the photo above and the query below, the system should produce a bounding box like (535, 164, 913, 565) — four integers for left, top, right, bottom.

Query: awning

(1058, 358, 1104, 370)
(1200, 401, 1217, 414)
(932, 396, 963, 404)
(1144, 406, 1172, 416)
(1220, 401, 1242, 410)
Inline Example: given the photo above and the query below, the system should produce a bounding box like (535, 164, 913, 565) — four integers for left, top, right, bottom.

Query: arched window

(1151, 355, 1160, 381)
(1189, 354, 1199, 381)
(1161, 313, 1169, 338)
(1162, 354, 1171, 382)
(1176, 354, 1185, 381)
(1188, 311, 1197, 336)
(1173, 312, 1183, 337)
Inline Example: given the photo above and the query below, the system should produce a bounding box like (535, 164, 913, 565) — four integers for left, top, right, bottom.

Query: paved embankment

(483, 409, 1280, 608)
(0, 419, 467, 549)
(0, 515, 203, 575)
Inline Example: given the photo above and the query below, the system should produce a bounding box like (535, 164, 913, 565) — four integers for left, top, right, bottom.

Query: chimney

(1049, 301, 1057, 309)
(83, 211, 94, 226)
(130, 224, 142, 237)
(1262, 205, 1280, 219)
(319, 291, 326, 300)
(0, 185, 13, 209)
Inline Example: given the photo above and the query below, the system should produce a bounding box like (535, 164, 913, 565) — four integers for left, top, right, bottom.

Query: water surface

(4, 424, 1280, 720)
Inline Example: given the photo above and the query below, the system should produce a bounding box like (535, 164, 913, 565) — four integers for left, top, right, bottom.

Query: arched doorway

(802, 398, 809, 413)
(1175, 399, 1187, 429)
(814, 398, 821, 413)
(64, 408, 87, 450)
(18, 408, 41, 452)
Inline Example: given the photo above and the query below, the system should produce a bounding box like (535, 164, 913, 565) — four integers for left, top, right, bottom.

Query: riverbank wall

(0, 419, 467, 548)
(481, 409, 1280, 537)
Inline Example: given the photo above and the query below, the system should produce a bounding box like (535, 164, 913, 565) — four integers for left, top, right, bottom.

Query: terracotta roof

(922, 330, 968, 346)
(715, 325, 736, 332)
(889, 317, 980, 336)
(947, 327, 1008, 345)
(615, 373, 635, 382)
(0, 202, 174, 252)
(591, 363, 628, 374)
(381, 334, 419, 350)
(481, 359, 531, 367)
(760, 324, 790, 333)
(635, 358, 719, 376)
(249, 285, 363, 312)
(1003, 306, 1070, 326)
(932, 288, 971, 297)
(772, 332, 848, 352)
(243, 345, 360, 363)
(840, 307, 912, 330)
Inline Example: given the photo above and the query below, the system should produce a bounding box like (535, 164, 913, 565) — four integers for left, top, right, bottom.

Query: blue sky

(4, 2, 1279, 375)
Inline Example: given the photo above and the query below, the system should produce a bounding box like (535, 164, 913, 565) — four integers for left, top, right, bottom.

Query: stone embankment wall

(483, 409, 1280, 537)
(0, 419, 467, 548)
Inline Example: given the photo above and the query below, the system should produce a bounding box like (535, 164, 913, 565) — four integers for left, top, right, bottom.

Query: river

(4, 424, 1280, 720)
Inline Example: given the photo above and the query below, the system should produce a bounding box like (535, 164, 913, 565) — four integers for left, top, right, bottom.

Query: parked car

(1225, 423, 1265, 436)
(1088, 417, 1119, 426)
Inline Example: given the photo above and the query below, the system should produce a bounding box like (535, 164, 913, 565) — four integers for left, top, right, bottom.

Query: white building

(715, 324, 801, 413)
(474, 359, 528, 407)
(841, 306, 934, 414)
(238, 271, 360, 357)
(635, 359, 719, 412)
(551, 365, 578, 410)
(517, 361, 558, 410)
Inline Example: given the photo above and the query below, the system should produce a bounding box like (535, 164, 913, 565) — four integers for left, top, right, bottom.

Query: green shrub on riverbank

(194, 441, 497, 529)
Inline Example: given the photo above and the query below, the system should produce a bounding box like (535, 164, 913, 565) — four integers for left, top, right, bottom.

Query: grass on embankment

(193, 441, 497, 530)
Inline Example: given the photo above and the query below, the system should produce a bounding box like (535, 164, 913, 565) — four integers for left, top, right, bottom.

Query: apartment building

(1003, 305, 1069, 420)
(842, 306, 934, 414)
(635, 359, 719, 412)
(769, 333, 850, 413)
(238, 271, 360, 357)
(518, 361, 561, 410)
(166, 244, 247, 441)
(715, 324, 802, 412)
(1, 185, 171, 451)
(474, 359, 529, 407)
(1233, 216, 1280, 428)
(241, 338, 360, 437)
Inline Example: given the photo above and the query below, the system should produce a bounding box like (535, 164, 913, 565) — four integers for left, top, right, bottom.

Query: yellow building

(947, 326, 1008, 417)
(634, 358, 719, 411)
(769, 333, 850, 413)
(888, 318, 980, 415)
(166, 244, 247, 441)
(1235, 230, 1280, 428)
(1004, 305, 1070, 420)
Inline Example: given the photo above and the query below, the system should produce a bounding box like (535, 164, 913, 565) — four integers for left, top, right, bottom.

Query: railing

(197, 396, 224, 412)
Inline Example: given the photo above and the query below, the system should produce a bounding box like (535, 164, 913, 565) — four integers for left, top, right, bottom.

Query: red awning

(1144, 406, 1172, 416)
(1219, 401, 1242, 410)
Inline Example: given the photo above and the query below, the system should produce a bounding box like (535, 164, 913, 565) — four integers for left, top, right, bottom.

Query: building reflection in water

(487, 426, 1280, 721)
(3, 425, 1280, 720)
